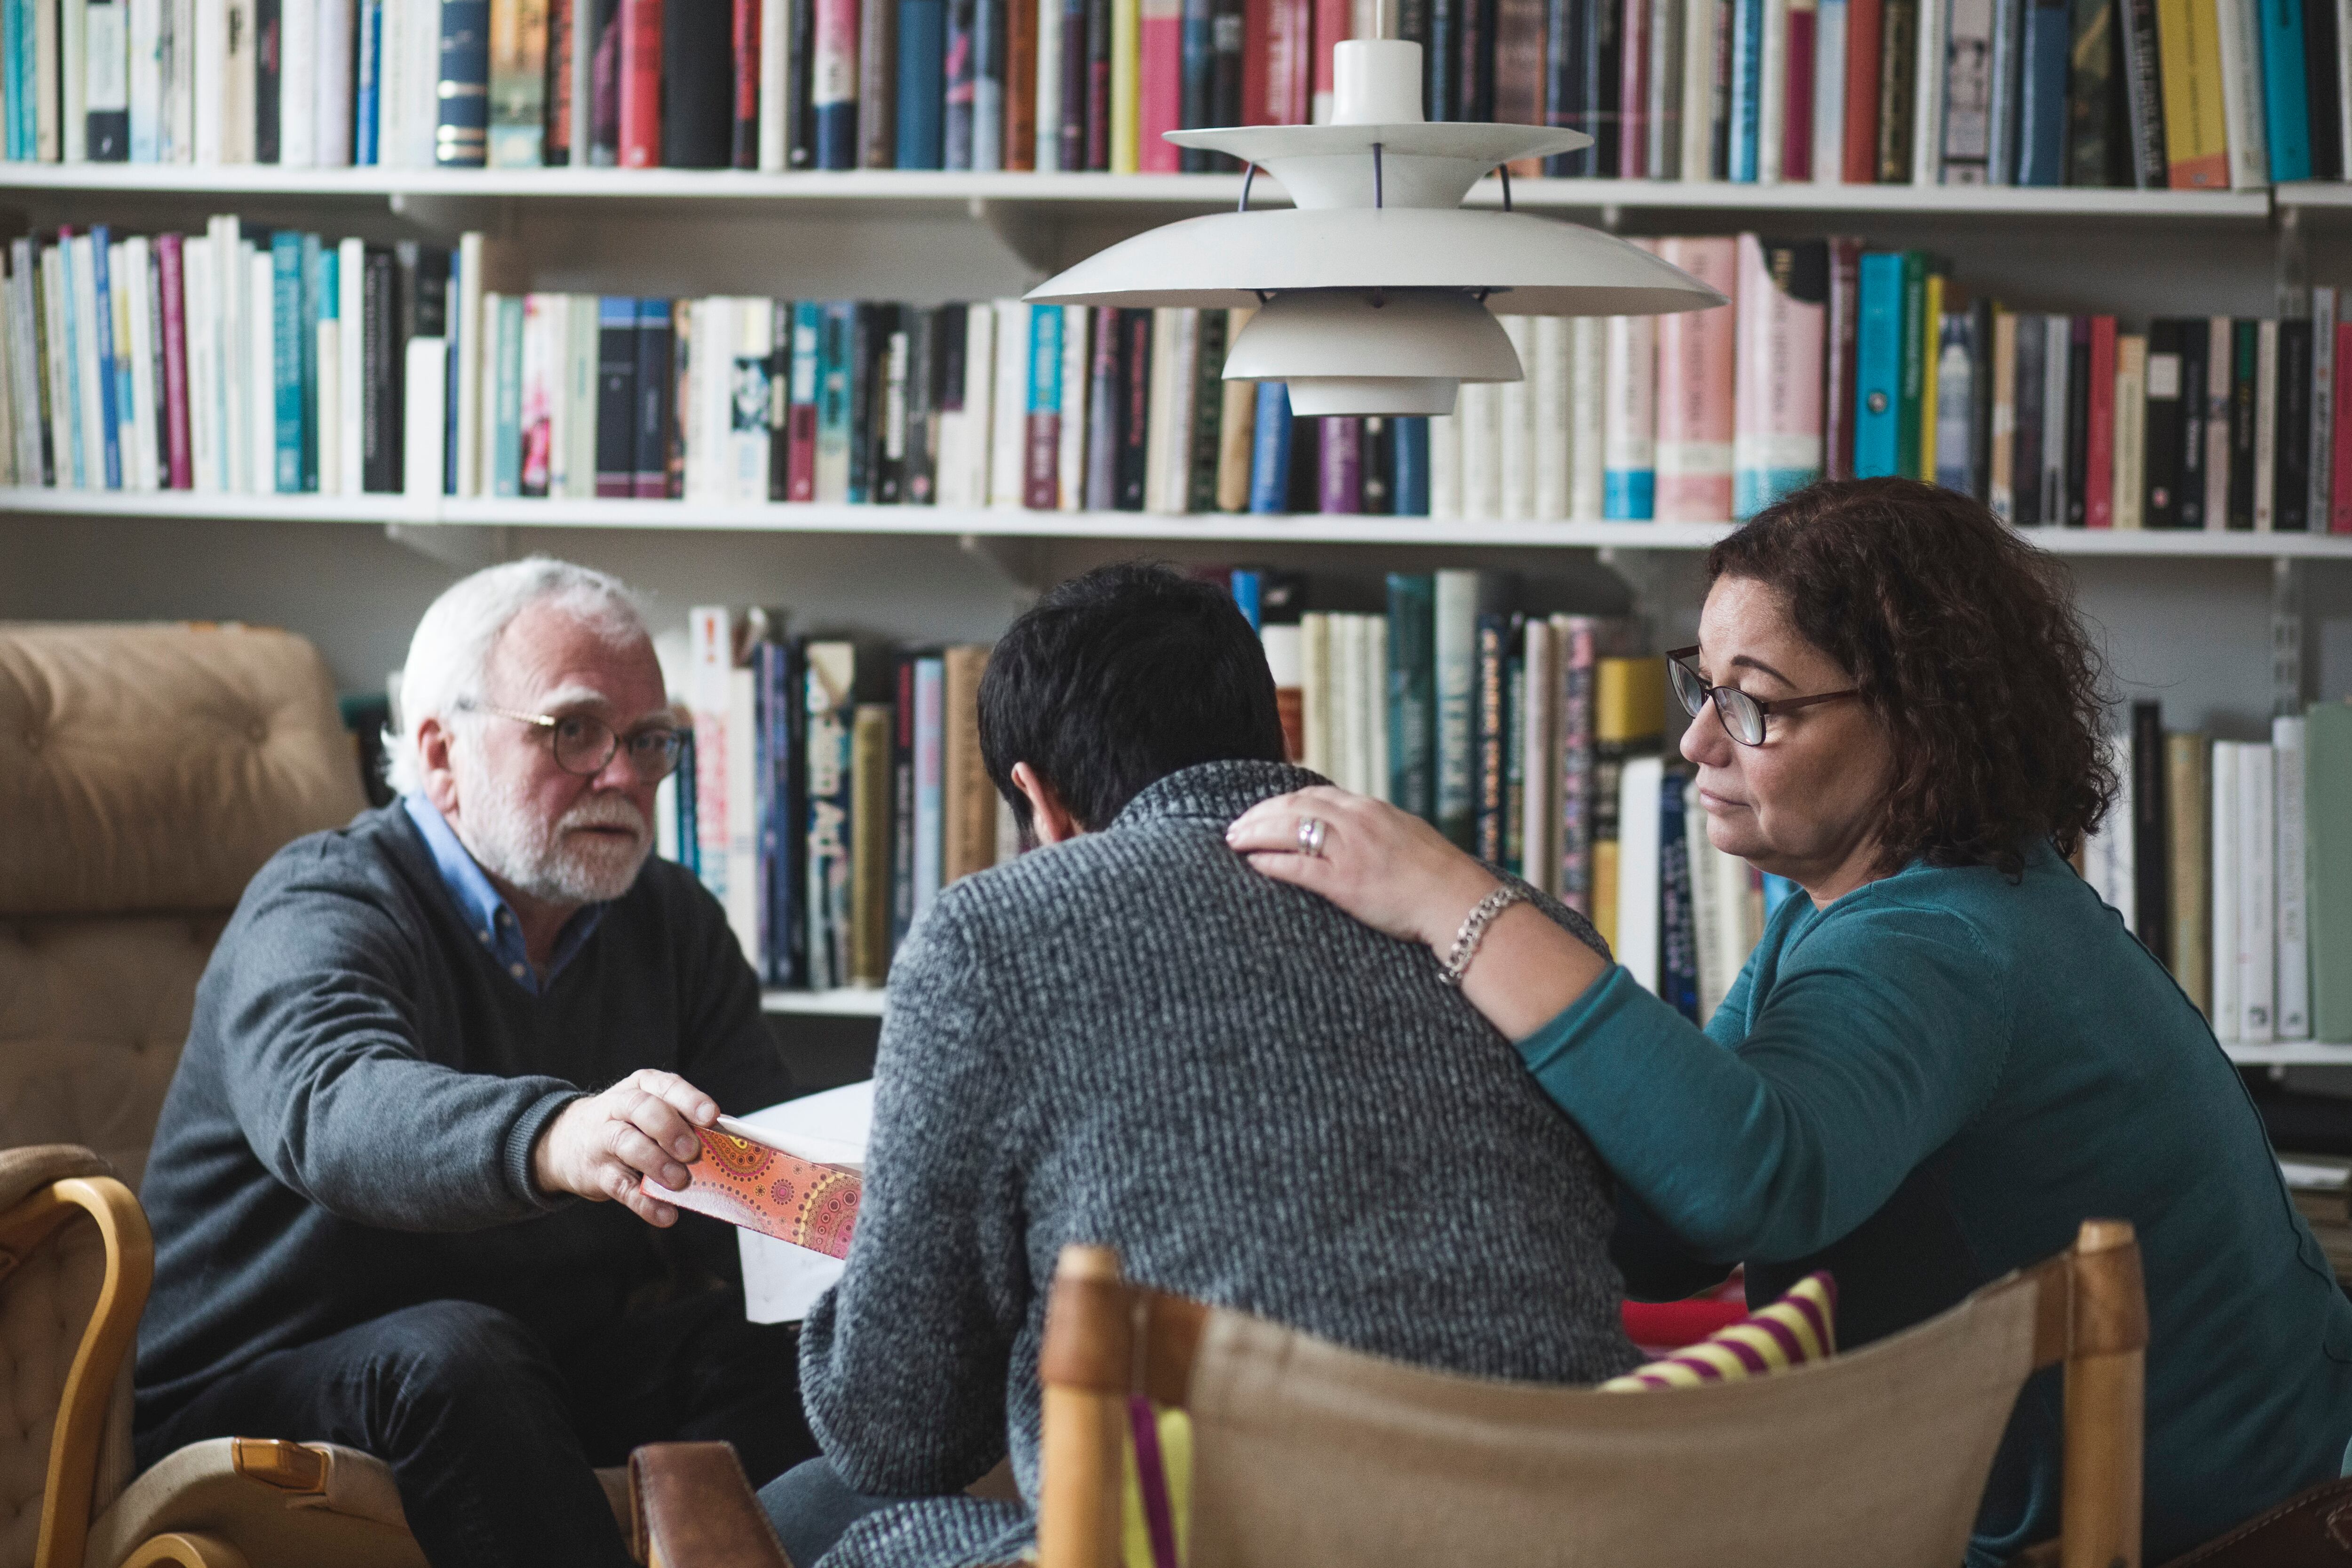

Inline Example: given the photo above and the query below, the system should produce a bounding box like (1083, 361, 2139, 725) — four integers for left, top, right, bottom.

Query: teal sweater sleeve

(1517, 900, 2013, 1263)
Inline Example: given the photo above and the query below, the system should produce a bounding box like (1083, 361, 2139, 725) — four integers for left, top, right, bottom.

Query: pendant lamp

(1025, 32, 1727, 418)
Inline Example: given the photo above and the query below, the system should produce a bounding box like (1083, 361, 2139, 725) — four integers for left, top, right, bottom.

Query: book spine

(1137, 0, 1177, 167)
(1734, 235, 1828, 517)
(2334, 320, 2352, 531)
(1022, 301, 1060, 507)
(1602, 312, 1656, 517)
(2276, 714, 2311, 1039)
(1838, 0, 1878, 178)
(2111, 0, 2164, 185)
(269, 231, 301, 491)
(1984, 0, 2018, 180)
(1873, 0, 1913, 179)
(1990, 309, 2017, 515)
(912, 655, 945, 918)
(1247, 379, 1290, 512)
(898, 0, 944, 161)
(86, 0, 130, 158)
(594, 294, 635, 494)
(2303, 0, 2341, 179)
(1534, 314, 1569, 518)
(807, 0, 853, 164)
(1432, 570, 1482, 849)
(617, 0, 661, 162)
(87, 233, 121, 489)
(1654, 236, 1738, 519)
(2277, 315, 2312, 530)
(1811, 0, 1846, 178)
(2152, 0, 2223, 186)
(2257, 0, 2308, 181)
(2012, 0, 2065, 181)
(1937, 0, 1990, 183)
(1084, 304, 1120, 506)
(787, 300, 819, 498)
(2251, 317, 2274, 528)
(437, 0, 492, 163)
(1472, 613, 1508, 862)
(1214, 339, 1256, 509)
(2312, 287, 2336, 532)
(2238, 740, 2276, 1042)
(2214, 0, 2269, 186)
(1783, 0, 1816, 177)
(728, 0, 757, 164)
(1318, 413, 1362, 511)
(2085, 312, 2115, 526)
(1002, 0, 1034, 170)
(2111, 330, 2145, 527)
(156, 233, 190, 487)
(1853, 249, 1900, 475)
(971, 0, 1003, 169)
(1906, 0, 1943, 182)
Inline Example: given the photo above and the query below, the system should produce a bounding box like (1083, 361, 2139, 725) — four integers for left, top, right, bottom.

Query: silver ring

(1297, 817, 1328, 858)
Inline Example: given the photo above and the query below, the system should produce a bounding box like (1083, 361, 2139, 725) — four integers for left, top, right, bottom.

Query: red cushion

(1621, 1297, 1750, 1353)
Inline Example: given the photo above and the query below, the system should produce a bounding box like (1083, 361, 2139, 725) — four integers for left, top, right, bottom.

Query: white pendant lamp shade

(1024, 36, 1727, 417)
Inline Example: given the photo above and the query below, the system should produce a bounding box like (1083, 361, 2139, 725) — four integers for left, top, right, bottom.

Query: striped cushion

(1600, 1272, 1838, 1391)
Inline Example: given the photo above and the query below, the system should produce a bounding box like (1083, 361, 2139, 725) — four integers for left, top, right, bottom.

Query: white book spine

(1035, 0, 1060, 171)
(128, 0, 161, 158)
(715, 299, 750, 502)
(1569, 315, 1605, 518)
(376, 0, 405, 166)
(40, 249, 73, 488)
(683, 297, 715, 500)
(2276, 715, 2312, 1040)
(758, 0, 788, 168)
(2206, 316, 2232, 529)
(1333, 613, 1363, 794)
(1520, 620, 1556, 894)
(2312, 287, 2337, 533)
(8, 247, 41, 485)
(2215, 0, 2269, 188)
(989, 300, 1029, 507)
(1757, 0, 1788, 183)
(1428, 409, 1461, 517)
(402, 334, 446, 497)
(63, 0, 87, 161)
(1617, 754, 1666, 993)
(167, 0, 193, 158)
(2210, 740, 2240, 1039)
(1534, 315, 1570, 519)
(1681, 0, 1718, 180)
(0, 290, 15, 486)
(2238, 741, 2276, 1043)
(336, 236, 363, 493)
(1604, 314, 1657, 517)
(280, 0, 316, 164)
(315, 0, 352, 162)
(2090, 733, 2134, 928)
(1365, 615, 1391, 802)
(1686, 791, 1724, 1009)
(724, 663, 761, 965)
(183, 237, 215, 489)
(1144, 309, 1178, 510)
(1057, 302, 1087, 509)
(316, 314, 340, 492)
(453, 231, 484, 496)
(122, 236, 156, 489)
(532, 293, 564, 493)
(1299, 613, 1329, 776)
(566, 294, 599, 497)
(1459, 381, 1500, 519)
(738, 299, 777, 503)
(1813, 0, 1848, 183)
(1498, 315, 1534, 518)
(214, 217, 245, 493)
(2255, 318, 2278, 530)
(70, 236, 103, 488)
(247, 247, 273, 493)
(959, 301, 995, 508)
(1163, 309, 1199, 511)
(406, 0, 440, 167)
(1908, 0, 1947, 183)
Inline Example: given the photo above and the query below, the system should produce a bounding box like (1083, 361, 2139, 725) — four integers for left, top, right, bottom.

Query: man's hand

(532, 1069, 720, 1226)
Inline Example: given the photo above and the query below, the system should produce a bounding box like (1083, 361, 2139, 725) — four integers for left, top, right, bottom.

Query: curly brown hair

(1704, 476, 2117, 878)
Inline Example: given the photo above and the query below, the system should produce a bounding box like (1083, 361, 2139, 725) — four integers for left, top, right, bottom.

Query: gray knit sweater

(798, 760, 1640, 1568)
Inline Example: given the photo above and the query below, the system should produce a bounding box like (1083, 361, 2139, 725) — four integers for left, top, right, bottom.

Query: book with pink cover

(646, 1116, 862, 1259)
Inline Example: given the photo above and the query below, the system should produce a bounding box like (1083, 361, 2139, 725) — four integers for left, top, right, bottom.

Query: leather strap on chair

(2158, 1476, 2352, 1568)
(627, 1443, 793, 1568)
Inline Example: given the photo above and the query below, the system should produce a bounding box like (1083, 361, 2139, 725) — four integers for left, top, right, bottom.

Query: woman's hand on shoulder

(1225, 786, 1502, 952)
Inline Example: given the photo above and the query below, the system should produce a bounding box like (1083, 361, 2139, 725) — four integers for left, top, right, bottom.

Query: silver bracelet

(1438, 885, 1527, 989)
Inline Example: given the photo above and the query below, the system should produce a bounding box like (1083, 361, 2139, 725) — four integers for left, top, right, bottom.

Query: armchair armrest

(627, 1444, 793, 1568)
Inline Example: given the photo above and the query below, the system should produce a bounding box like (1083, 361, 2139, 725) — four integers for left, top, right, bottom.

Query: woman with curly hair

(1226, 477, 2352, 1563)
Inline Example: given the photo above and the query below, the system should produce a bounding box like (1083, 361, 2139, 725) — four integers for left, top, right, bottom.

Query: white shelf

(2275, 183, 2352, 210)
(2226, 1042, 2352, 1066)
(0, 163, 2278, 219)
(9, 487, 2352, 557)
(762, 988, 887, 1017)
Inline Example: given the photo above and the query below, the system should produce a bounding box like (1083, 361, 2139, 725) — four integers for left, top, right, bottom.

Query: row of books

(3, 0, 2346, 188)
(2082, 699, 2352, 1045)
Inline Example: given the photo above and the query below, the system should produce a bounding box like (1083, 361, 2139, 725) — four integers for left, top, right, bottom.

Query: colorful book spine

(1023, 302, 1062, 508)
(89, 229, 122, 490)
(2085, 313, 2117, 527)
(619, 0, 664, 164)
(1734, 235, 1828, 518)
(1138, 0, 1179, 171)
(811, 0, 857, 166)
(1854, 250, 1902, 477)
(2257, 0, 2311, 181)
(899, 0, 946, 163)
(1603, 314, 1656, 518)
(1247, 379, 1290, 512)
(1386, 571, 1436, 823)
(632, 295, 673, 496)
(1654, 237, 1738, 521)
(270, 231, 302, 492)
(156, 233, 191, 489)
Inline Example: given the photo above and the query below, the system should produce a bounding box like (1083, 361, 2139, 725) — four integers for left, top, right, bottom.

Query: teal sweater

(1519, 842, 2352, 1564)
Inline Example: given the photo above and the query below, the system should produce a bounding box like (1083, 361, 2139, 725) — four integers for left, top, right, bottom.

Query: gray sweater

(136, 804, 789, 1433)
(800, 761, 1639, 1568)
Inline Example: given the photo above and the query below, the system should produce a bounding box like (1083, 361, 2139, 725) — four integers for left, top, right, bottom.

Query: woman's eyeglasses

(459, 700, 686, 781)
(1666, 647, 1859, 747)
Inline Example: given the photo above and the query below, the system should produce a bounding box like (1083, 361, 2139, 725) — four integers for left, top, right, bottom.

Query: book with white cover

(2205, 317, 2232, 529)
(67, 235, 102, 489)
(40, 249, 72, 490)
(1534, 316, 1570, 519)
(281, 0, 316, 164)
(1365, 616, 1389, 804)
(121, 236, 157, 491)
(2255, 319, 2278, 530)
(2085, 731, 2133, 929)
(759, 0, 788, 167)
(2276, 715, 2312, 1040)
(990, 300, 1031, 507)
(1161, 309, 1199, 511)
(402, 335, 447, 498)
(183, 237, 217, 490)
(1569, 316, 1605, 517)
(1299, 613, 1331, 775)
(1683, 0, 1720, 180)
(1812, 0, 1847, 182)
(2238, 742, 2276, 1043)
(1498, 315, 1534, 518)
(1757, 0, 1789, 183)
(337, 237, 365, 494)
(315, 0, 353, 162)
(1616, 755, 1667, 994)
(567, 296, 600, 497)
(1429, 411, 1462, 517)
(1910, 0, 1948, 184)
(2212, 740, 2241, 1040)
(725, 660, 761, 966)
(1459, 381, 1500, 520)
(1057, 303, 1088, 509)
(2214, 0, 2269, 188)
(247, 247, 274, 491)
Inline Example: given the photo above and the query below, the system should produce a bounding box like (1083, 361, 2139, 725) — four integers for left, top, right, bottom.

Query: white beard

(457, 748, 652, 906)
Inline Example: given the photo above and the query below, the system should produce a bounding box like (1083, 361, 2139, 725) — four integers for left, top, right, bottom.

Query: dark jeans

(759, 1457, 903, 1567)
(138, 1290, 818, 1568)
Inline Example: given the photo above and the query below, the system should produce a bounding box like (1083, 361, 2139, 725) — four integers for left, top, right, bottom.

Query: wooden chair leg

(2063, 1218, 2147, 1568)
(1037, 1245, 1133, 1568)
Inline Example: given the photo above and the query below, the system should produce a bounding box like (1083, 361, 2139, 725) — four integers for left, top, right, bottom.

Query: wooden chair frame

(1033, 1218, 2148, 1568)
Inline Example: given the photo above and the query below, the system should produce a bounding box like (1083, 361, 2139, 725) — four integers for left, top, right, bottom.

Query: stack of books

(2081, 698, 2352, 1047)
(1, 0, 2343, 187)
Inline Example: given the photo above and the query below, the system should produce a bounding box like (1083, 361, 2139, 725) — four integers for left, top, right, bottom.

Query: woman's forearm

(1453, 900, 1615, 1040)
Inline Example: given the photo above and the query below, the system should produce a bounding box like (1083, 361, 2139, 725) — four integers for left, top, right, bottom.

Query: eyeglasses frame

(1664, 646, 1860, 747)
(456, 698, 687, 782)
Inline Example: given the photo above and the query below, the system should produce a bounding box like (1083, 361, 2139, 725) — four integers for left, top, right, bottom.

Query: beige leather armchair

(0, 622, 624, 1568)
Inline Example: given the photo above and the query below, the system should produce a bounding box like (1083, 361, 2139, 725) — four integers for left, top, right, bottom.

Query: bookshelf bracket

(965, 197, 1063, 275)
(959, 533, 1048, 595)
(385, 522, 513, 573)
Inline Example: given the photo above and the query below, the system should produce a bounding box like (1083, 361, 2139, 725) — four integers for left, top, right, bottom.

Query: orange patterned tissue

(648, 1123, 862, 1259)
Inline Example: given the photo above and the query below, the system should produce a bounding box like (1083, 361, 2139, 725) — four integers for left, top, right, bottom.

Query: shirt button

(509, 963, 527, 979)
(478, 931, 491, 944)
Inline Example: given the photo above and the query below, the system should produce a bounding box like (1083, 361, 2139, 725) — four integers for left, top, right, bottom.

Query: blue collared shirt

(403, 794, 605, 994)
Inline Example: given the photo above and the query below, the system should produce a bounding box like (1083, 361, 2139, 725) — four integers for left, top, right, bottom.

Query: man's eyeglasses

(458, 700, 686, 782)
(1666, 646, 1859, 747)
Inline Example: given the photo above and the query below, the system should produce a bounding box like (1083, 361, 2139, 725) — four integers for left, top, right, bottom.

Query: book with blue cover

(302, 234, 324, 491)
(271, 232, 303, 493)
(356, 0, 384, 163)
(2258, 0, 2312, 182)
(1393, 416, 1430, 515)
(816, 302, 857, 502)
(1387, 572, 1437, 823)
(493, 294, 525, 496)
(1728, 0, 1764, 181)
(436, 0, 493, 165)
(1247, 382, 1293, 513)
(89, 230, 123, 490)
(633, 297, 673, 497)
(898, 0, 947, 165)
(1854, 250, 1903, 478)
(2015, 0, 2069, 184)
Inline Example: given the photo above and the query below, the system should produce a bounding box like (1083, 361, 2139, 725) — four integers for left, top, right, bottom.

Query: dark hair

(978, 561, 1288, 836)
(1705, 477, 2116, 878)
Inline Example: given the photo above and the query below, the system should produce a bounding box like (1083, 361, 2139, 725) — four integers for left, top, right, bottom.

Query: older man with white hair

(134, 558, 811, 1568)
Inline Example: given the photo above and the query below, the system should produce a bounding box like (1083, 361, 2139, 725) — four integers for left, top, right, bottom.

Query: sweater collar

(1111, 760, 1329, 831)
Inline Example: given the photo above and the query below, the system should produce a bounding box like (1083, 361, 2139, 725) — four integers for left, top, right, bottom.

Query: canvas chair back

(0, 622, 363, 1186)
(1038, 1219, 2145, 1568)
